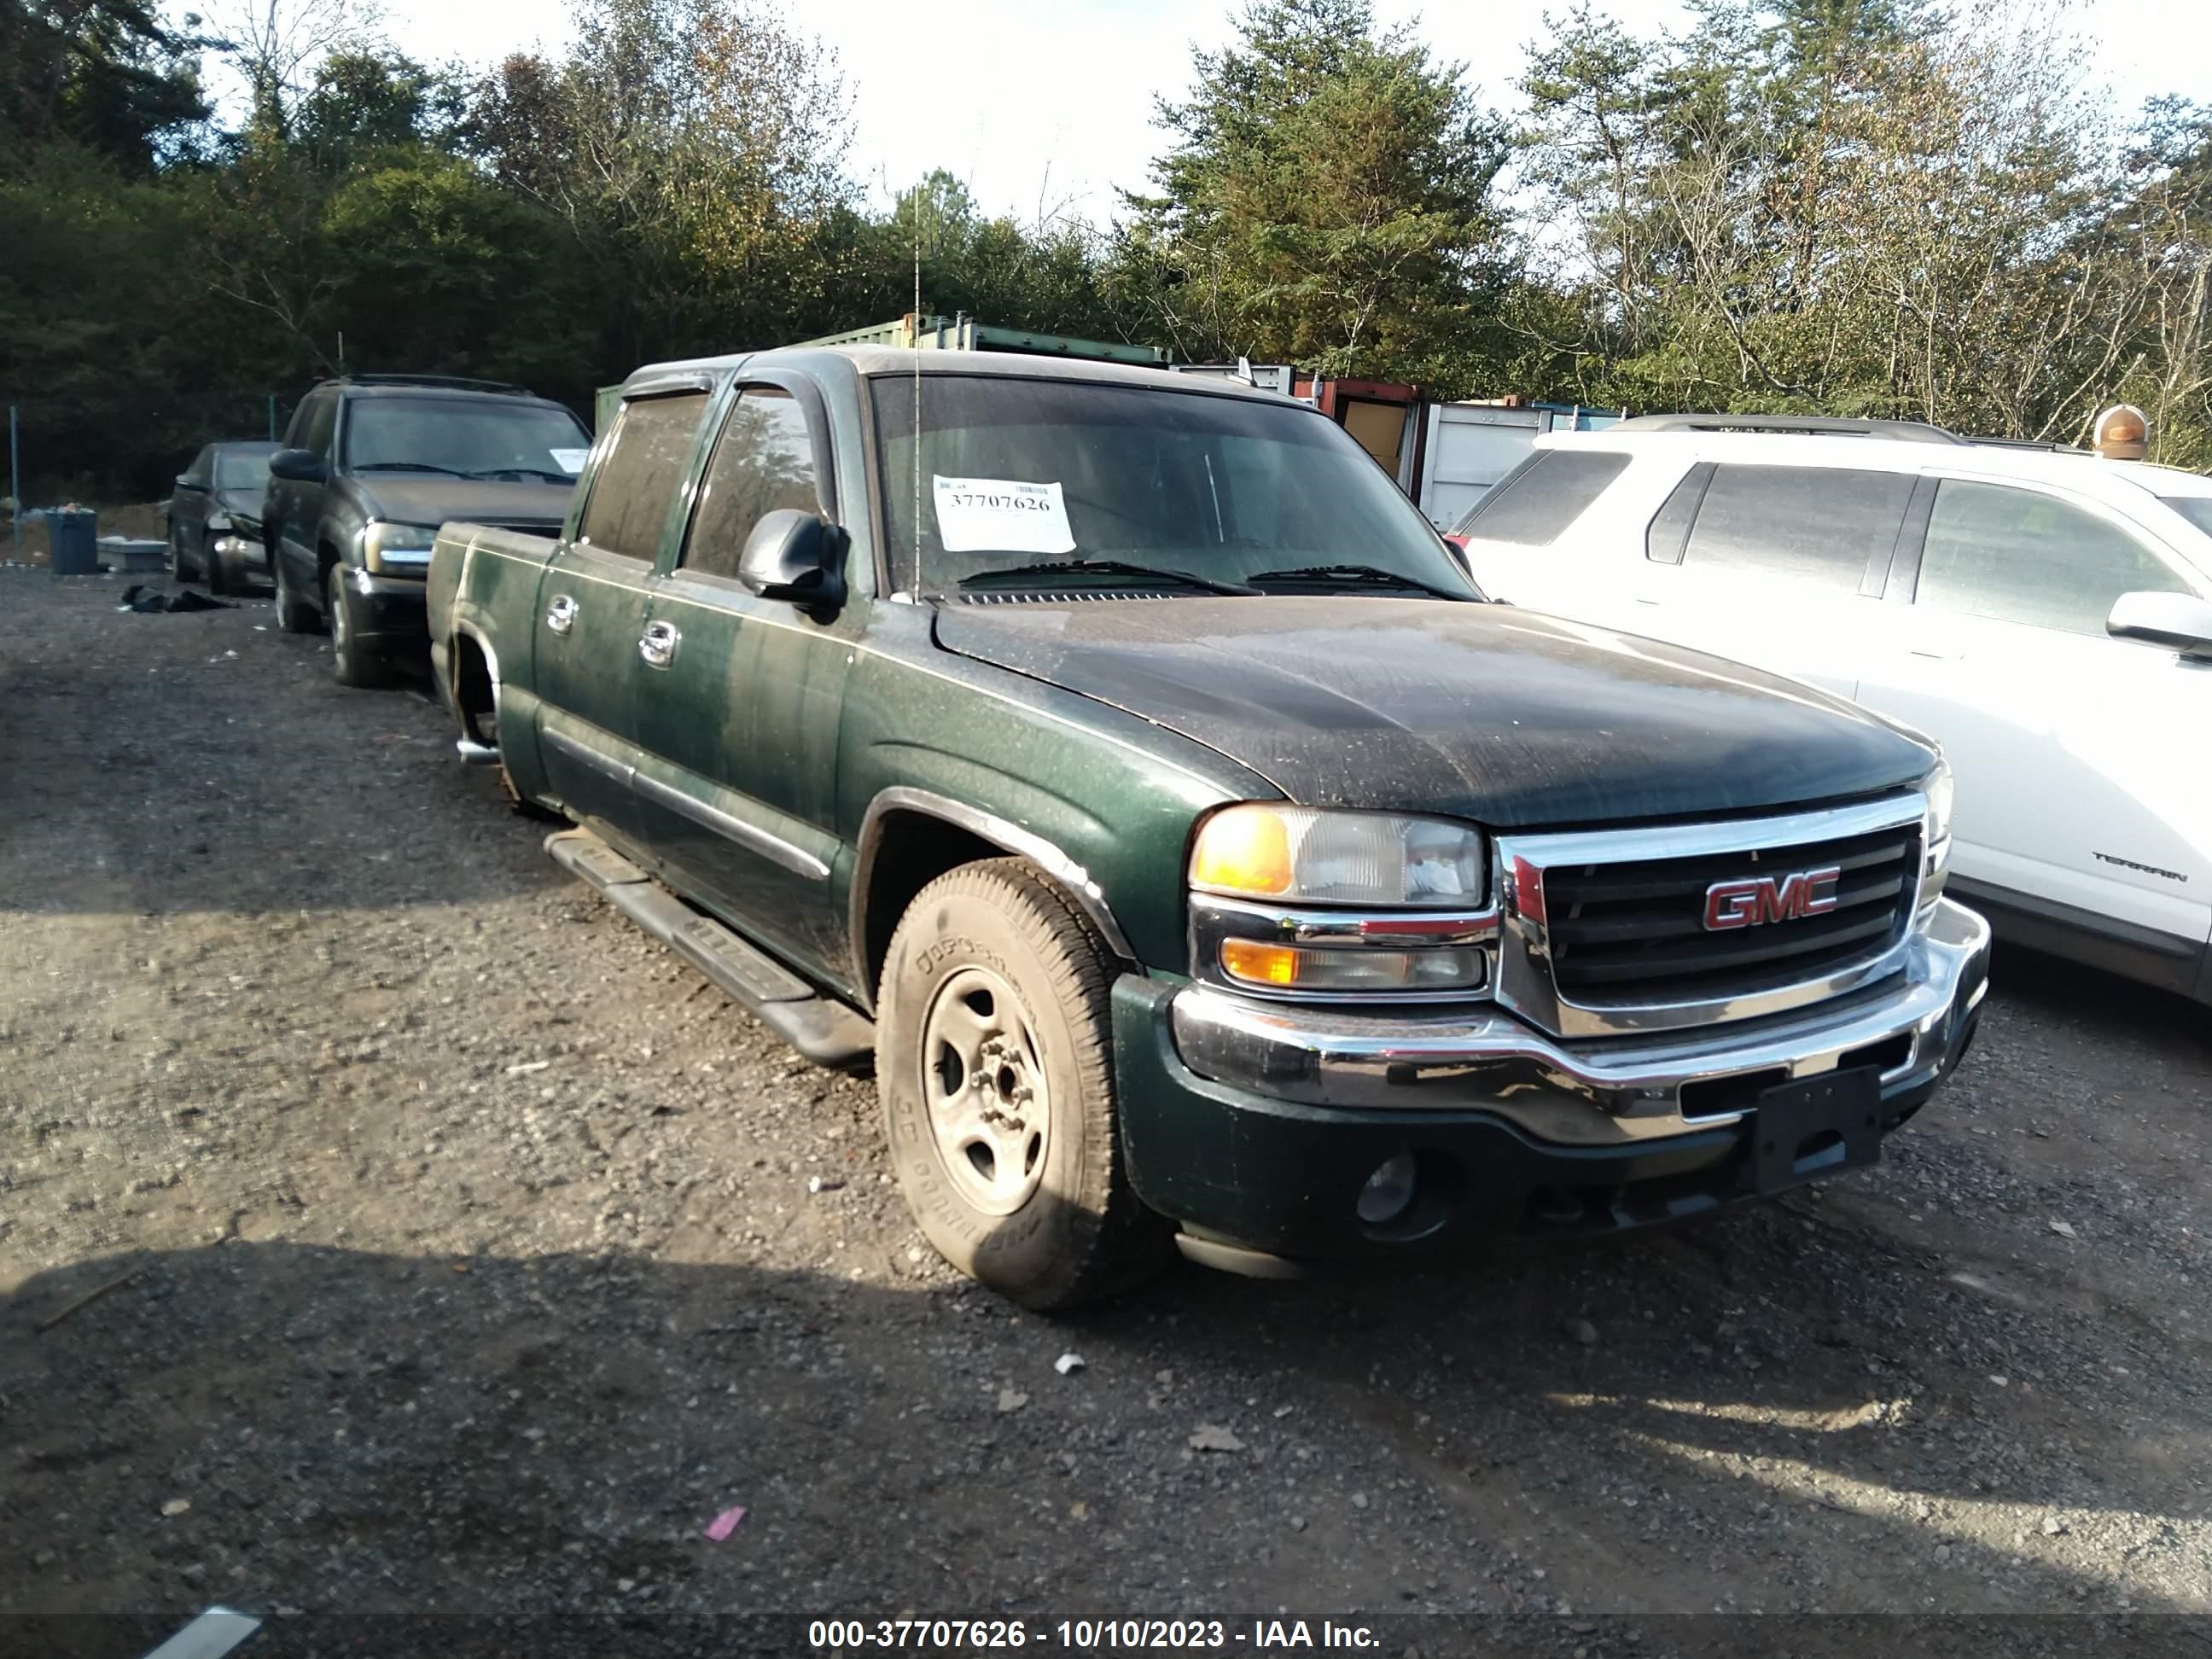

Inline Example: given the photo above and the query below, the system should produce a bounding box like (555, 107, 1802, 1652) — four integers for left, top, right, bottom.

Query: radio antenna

(912, 184, 923, 591)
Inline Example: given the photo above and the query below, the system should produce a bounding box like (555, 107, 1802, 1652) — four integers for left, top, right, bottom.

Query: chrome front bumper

(1170, 897, 1992, 1148)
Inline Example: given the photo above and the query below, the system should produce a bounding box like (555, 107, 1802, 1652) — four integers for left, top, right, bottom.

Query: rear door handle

(639, 620, 680, 668)
(544, 594, 577, 634)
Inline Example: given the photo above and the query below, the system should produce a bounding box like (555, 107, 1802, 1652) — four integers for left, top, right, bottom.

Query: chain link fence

(5, 390, 302, 566)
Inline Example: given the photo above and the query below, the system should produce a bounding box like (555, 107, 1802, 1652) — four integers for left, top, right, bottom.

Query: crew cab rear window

(578, 391, 708, 560)
(1681, 465, 1912, 590)
(679, 388, 819, 581)
(294, 391, 337, 458)
(1452, 449, 1627, 545)
(1916, 480, 2191, 635)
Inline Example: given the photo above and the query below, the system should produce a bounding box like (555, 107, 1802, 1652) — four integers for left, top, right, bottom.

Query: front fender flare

(849, 786, 1140, 992)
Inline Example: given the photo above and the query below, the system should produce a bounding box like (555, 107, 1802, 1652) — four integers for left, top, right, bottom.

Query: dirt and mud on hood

(933, 595, 1936, 829)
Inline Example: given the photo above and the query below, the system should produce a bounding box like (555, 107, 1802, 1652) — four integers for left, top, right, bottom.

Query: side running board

(545, 829, 875, 1070)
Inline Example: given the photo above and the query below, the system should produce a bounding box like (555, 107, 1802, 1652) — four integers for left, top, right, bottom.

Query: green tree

(0, 145, 214, 496)
(0, 0, 208, 172)
(1122, 0, 1512, 386)
(894, 168, 977, 259)
(295, 48, 468, 166)
(464, 0, 855, 369)
(1511, 0, 2194, 442)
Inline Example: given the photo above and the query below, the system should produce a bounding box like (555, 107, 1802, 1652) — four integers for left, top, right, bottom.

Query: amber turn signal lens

(1218, 940, 1487, 992)
(1220, 938, 1300, 986)
(1189, 806, 1295, 897)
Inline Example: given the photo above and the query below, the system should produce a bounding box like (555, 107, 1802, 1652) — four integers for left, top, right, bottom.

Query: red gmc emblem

(1703, 866, 1842, 931)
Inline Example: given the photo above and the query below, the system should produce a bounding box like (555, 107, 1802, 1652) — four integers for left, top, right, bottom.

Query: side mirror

(738, 509, 847, 614)
(175, 473, 192, 486)
(269, 448, 329, 484)
(2106, 590, 2212, 660)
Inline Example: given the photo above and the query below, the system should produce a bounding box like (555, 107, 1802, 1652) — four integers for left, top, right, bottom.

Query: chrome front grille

(1494, 795, 1930, 1039)
(1545, 823, 1918, 998)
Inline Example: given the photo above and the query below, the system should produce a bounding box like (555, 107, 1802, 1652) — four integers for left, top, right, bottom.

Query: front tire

(879, 859, 1167, 1310)
(326, 562, 386, 688)
(272, 546, 316, 633)
(201, 532, 228, 595)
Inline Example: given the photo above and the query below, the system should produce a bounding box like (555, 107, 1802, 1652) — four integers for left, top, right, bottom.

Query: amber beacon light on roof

(2093, 403, 2151, 460)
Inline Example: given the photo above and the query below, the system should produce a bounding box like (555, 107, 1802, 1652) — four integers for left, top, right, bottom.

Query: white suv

(1448, 414, 2212, 1004)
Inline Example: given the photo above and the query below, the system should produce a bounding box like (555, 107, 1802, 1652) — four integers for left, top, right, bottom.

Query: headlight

(1190, 805, 1486, 908)
(363, 521, 438, 570)
(1923, 759, 1954, 848)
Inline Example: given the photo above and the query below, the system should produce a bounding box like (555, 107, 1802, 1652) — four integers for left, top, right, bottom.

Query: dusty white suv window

(1683, 464, 1914, 591)
(1918, 480, 2191, 636)
(1451, 450, 1628, 545)
(2156, 492, 2212, 539)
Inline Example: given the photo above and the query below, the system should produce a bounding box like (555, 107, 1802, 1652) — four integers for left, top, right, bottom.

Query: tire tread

(881, 857, 1167, 1310)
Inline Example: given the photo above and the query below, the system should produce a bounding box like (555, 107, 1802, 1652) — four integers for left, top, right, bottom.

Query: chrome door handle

(545, 594, 578, 635)
(639, 620, 680, 668)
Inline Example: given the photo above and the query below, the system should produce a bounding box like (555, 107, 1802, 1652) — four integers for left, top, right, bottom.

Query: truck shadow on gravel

(1984, 945, 2210, 1056)
(7, 1219, 2203, 1622)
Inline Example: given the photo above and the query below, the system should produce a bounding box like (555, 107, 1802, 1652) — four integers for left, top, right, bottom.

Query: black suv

(263, 375, 592, 685)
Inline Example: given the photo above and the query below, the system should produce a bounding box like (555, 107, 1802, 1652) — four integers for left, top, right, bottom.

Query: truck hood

(932, 597, 1934, 828)
(350, 476, 573, 529)
(212, 489, 265, 533)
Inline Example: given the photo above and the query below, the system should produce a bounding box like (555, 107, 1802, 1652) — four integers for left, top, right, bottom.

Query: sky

(291, 0, 2212, 222)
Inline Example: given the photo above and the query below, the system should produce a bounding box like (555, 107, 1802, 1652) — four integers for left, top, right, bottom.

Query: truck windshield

(871, 375, 1479, 598)
(215, 451, 273, 490)
(343, 397, 591, 480)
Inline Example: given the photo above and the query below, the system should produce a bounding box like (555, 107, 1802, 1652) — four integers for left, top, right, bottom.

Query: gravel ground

(3, 567, 2209, 1651)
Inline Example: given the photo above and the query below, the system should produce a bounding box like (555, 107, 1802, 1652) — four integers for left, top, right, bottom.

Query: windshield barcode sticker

(933, 476, 1075, 556)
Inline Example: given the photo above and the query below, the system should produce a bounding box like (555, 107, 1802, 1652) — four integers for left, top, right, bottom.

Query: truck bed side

(428, 522, 563, 800)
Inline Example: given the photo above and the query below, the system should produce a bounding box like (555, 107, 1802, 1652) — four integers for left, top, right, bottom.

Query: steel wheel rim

(919, 963, 1051, 1215)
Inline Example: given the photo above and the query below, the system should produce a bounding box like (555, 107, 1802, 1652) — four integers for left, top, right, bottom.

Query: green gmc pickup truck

(428, 349, 1992, 1309)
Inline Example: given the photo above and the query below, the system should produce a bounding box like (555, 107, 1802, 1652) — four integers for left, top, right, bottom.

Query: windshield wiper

(956, 559, 1257, 597)
(1249, 563, 1474, 602)
(465, 467, 576, 483)
(353, 462, 469, 477)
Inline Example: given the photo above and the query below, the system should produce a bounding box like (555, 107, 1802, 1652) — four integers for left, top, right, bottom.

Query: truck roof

(305, 375, 573, 411)
(620, 346, 1301, 405)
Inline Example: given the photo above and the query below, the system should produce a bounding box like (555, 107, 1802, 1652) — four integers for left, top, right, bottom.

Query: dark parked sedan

(166, 441, 281, 593)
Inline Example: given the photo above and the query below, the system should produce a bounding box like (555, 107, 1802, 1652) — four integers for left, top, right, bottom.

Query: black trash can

(47, 509, 97, 575)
